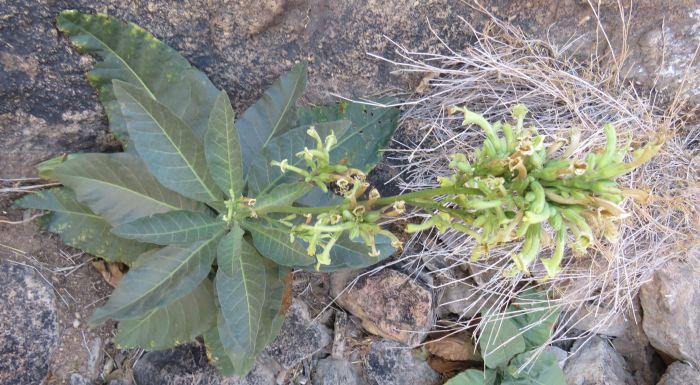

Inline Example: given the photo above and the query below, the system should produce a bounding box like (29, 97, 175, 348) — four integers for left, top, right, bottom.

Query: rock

(613, 307, 665, 385)
(564, 336, 635, 385)
(267, 299, 332, 369)
(364, 340, 441, 385)
(70, 373, 93, 385)
(132, 344, 279, 385)
(0, 261, 59, 385)
(565, 304, 629, 337)
(656, 362, 700, 385)
(640, 258, 700, 367)
(437, 281, 494, 319)
(313, 358, 361, 385)
(107, 379, 132, 385)
(332, 269, 433, 346)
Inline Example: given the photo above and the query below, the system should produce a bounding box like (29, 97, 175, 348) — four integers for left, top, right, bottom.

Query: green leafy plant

(445, 290, 566, 385)
(15, 11, 398, 376)
(14, 9, 660, 379)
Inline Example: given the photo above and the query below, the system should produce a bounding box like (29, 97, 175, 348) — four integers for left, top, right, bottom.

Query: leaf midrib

(261, 70, 305, 149)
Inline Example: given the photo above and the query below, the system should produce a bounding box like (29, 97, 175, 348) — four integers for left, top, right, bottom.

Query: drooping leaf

(312, 233, 394, 272)
(115, 279, 216, 349)
(509, 290, 560, 349)
(297, 98, 400, 172)
(237, 62, 307, 174)
(242, 218, 315, 266)
(254, 182, 311, 214)
(56, 10, 218, 143)
(203, 326, 236, 376)
(14, 188, 154, 264)
(247, 120, 352, 195)
(215, 228, 287, 375)
(114, 81, 223, 203)
(445, 369, 497, 385)
(90, 233, 222, 325)
(112, 210, 224, 245)
(36, 153, 77, 181)
(206, 91, 244, 198)
(479, 310, 526, 369)
(53, 153, 205, 225)
(502, 351, 567, 385)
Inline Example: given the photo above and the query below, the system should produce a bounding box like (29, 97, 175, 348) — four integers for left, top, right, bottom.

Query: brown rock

(640, 257, 700, 367)
(425, 332, 480, 362)
(332, 269, 433, 346)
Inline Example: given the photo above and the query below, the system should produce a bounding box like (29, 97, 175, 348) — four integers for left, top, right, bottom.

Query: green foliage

(14, 10, 399, 377)
(445, 291, 566, 385)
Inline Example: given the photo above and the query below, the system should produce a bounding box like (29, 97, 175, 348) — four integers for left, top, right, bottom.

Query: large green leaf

(254, 182, 311, 214)
(502, 351, 567, 385)
(445, 369, 497, 385)
(114, 81, 223, 203)
(115, 279, 216, 349)
(203, 326, 236, 376)
(215, 228, 286, 373)
(90, 233, 222, 325)
(206, 91, 244, 198)
(53, 153, 205, 225)
(112, 210, 224, 245)
(246, 120, 352, 195)
(237, 62, 307, 174)
(479, 310, 526, 369)
(242, 218, 315, 266)
(14, 188, 153, 264)
(57, 11, 218, 142)
(509, 290, 560, 349)
(297, 98, 399, 172)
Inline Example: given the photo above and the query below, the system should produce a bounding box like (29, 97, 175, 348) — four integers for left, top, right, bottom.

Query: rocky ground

(1, 0, 699, 384)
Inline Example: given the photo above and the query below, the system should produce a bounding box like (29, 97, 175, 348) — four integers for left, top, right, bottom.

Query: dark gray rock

(564, 337, 635, 385)
(107, 379, 132, 385)
(0, 261, 59, 385)
(267, 299, 332, 369)
(364, 340, 440, 385)
(657, 362, 700, 385)
(132, 344, 278, 385)
(640, 258, 700, 367)
(313, 358, 361, 385)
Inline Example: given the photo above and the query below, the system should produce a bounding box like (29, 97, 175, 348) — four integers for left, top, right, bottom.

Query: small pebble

(72, 319, 80, 328)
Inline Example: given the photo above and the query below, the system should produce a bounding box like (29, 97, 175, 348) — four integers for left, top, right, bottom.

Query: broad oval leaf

(57, 11, 218, 142)
(503, 351, 567, 385)
(509, 290, 560, 349)
(115, 279, 216, 350)
(112, 210, 224, 245)
(246, 120, 352, 196)
(203, 326, 236, 376)
(479, 310, 527, 369)
(297, 98, 400, 172)
(215, 229, 287, 375)
(254, 182, 311, 214)
(206, 91, 244, 198)
(237, 62, 307, 174)
(14, 188, 154, 264)
(114, 81, 223, 203)
(90, 232, 223, 325)
(445, 369, 497, 385)
(242, 218, 315, 266)
(53, 153, 205, 225)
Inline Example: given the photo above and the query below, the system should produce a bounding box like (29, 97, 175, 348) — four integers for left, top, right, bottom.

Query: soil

(1, 0, 697, 384)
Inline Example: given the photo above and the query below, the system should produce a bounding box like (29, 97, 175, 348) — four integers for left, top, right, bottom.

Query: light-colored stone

(0, 261, 59, 385)
(437, 281, 495, 319)
(332, 269, 433, 346)
(364, 340, 440, 385)
(640, 258, 700, 367)
(564, 337, 635, 385)
(313, 358, 361, 385)
(656, 362, 700, 385)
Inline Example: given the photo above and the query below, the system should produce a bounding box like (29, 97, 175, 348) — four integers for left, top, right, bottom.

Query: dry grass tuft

(366, 2, 699, 354)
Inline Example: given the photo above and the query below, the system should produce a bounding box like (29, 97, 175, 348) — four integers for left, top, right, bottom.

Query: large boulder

(640, 257, 700, 367)
(656, 362, 700, 385)
(331, 269, 433, 346)
(564, 336, 635, 385)
(0, 261, 59, 385)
